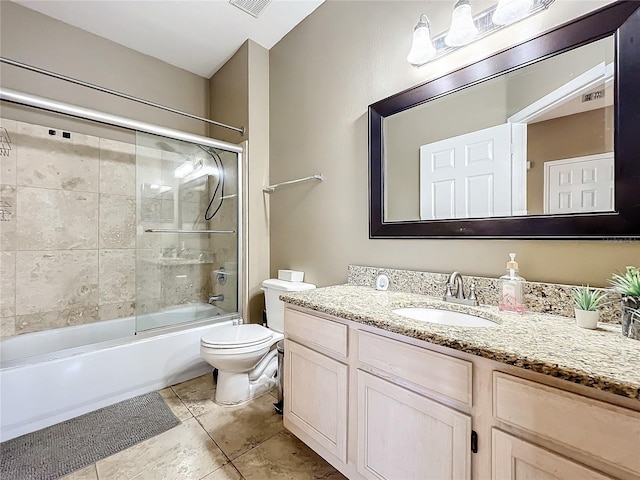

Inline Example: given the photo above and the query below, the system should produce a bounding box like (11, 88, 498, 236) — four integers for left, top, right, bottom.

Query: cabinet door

(493, 372, 640, 477)
(492, 429, 613, 480)
(284, 339, 348, 462)
(357, 370, 471, 480)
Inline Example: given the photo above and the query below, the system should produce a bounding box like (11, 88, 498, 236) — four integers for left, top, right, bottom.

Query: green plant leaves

(609, 266, 640, 297)
(572, 285, 606, 311)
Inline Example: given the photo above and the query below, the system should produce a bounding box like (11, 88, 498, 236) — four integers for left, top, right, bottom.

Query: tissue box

(278, 270, 304, 282)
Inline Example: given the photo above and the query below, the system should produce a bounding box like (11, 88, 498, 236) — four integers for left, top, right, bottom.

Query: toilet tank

(262, 279, 316, 333)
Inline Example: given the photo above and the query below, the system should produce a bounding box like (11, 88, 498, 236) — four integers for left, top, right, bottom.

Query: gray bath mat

(0, 391, 181, 480)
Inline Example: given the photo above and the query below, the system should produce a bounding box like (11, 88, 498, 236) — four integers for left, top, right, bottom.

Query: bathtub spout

(208, 294, 224, 304)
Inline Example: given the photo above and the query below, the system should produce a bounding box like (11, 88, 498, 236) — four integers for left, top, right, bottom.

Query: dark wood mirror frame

(369, 1, 640, 239)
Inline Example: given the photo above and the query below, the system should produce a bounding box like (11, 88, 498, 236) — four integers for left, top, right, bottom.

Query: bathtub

(0, 304, 241, 442)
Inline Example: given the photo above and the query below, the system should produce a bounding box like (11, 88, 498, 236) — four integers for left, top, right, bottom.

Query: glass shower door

(135, 132, 239, 332)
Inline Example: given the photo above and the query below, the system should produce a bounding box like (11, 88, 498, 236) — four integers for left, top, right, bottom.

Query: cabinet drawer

(492, 429, 613, 480)
(284, 308, 348, 358)
(358, 330, 472, 407)
(493, 372, 640, 477)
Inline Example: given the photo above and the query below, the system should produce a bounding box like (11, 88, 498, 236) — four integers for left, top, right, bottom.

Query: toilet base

(214, 350, 279, 406)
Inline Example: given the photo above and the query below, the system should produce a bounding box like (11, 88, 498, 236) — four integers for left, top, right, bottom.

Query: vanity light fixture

(492, 0, 534, 25)
(407, 14, 437, 67)
(408, 0, 554, 67)
(445, 0, 479, 47)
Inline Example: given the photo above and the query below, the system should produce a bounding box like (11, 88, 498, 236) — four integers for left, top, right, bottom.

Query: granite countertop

(280, 285, 640, 401)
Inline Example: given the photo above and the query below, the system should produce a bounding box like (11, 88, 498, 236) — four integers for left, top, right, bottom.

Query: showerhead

(154, 139, 226, 221)
(154, 141, 198, 178)
(173, 158, 203, 179)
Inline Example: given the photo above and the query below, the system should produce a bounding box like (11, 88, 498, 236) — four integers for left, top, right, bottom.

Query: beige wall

(209, 43, 249, 144)
(505, 36, 614, 115)
(270, 0, 637, 288)
(0, 1, 209, 136)
(245, 42, 271, 325)
(209, 40, 270, 324)
(527, 106, 614, 214)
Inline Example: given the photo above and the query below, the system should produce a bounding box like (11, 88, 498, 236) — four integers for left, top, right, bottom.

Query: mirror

(369, 1, 640, 238)
(140, 182, 174, 223)
(385, 37, 613, 221)
(179, 173, 213, 231)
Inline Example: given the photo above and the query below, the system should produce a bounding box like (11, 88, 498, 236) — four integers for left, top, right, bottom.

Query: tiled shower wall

(0, 118, 137, 337)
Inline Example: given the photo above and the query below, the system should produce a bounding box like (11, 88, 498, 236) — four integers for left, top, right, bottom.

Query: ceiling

(12, 0, 324, 78)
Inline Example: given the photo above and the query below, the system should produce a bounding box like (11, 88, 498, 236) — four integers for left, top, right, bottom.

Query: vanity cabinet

(283, 309, 349, 467)
(283, 304, 640, 480)
(284, 306, 472, 479)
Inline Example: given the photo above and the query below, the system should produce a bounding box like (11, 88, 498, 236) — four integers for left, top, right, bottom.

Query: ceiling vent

(582, 90, 605, 103)
(229, 0, 271, 18)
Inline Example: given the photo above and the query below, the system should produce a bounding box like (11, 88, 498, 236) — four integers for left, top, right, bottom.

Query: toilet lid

(201, 324, 273, 348)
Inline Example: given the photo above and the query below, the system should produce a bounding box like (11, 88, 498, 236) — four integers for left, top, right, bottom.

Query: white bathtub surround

(0, 305, 239, 442)
(0, 303, 221, 366)
(1, 315, 135, 366)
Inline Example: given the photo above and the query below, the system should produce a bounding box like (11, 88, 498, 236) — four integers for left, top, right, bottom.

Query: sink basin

(392, 307, 498, 327)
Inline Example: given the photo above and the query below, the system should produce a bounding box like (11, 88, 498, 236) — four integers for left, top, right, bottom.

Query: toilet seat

(201, 324, 273, 349)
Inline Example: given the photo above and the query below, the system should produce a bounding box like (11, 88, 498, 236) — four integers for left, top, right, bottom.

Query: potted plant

(609, 266, 640, 336)
(572, 286, 606, 329)
(628, 308, 640, 341)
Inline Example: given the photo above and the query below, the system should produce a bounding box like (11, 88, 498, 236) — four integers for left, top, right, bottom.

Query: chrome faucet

(208, 294, 224, 304)
(443, 272, 478, 306)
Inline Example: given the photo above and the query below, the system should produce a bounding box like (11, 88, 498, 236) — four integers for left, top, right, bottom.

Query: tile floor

(60, 373, 346, 480)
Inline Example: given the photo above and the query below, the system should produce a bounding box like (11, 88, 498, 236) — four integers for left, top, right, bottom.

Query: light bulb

(492, 0, 533, 25)
(445, 0, 478, 47)
(407, 14, 436, 67)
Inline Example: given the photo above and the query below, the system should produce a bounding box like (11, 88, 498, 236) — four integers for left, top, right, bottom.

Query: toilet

(200, 278, 315, 405)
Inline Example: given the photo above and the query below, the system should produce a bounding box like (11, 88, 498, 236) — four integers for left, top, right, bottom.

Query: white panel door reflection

(419, 124, 511, 220)
(544, 153, 614, 214)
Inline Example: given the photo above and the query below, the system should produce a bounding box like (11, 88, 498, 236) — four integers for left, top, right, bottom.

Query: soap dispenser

(499, 253, 525, 314)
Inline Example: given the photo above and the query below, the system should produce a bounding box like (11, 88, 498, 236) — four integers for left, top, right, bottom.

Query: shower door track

(0, 87, 243, 153)
(144, 229, 235, 234)
(0, 57, 245, 135)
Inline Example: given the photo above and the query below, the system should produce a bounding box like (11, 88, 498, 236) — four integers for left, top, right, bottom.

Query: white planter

(575, 308, 599, 329)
